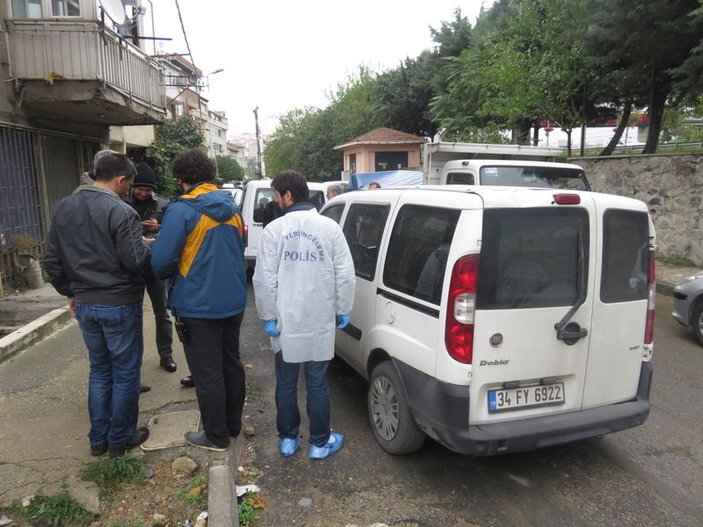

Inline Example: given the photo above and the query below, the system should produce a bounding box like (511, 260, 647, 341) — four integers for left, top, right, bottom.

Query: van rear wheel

(367, 361, 426, 455)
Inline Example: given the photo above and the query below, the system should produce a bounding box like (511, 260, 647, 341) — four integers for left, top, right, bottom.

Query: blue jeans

(76, 302, 143, 448)
(274, 351, 330, 447)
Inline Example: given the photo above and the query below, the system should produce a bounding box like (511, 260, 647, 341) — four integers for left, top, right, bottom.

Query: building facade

(0, 0, 166, 292)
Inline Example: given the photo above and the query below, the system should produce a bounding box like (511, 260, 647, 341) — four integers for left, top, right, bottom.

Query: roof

(334, 128, 427, 150)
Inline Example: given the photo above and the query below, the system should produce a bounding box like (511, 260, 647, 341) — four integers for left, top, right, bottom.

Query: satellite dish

(99, 0, 128, 26)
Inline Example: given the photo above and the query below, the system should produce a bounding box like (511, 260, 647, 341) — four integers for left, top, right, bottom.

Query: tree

(145, 116, 204, 196)
(585, 0, 703, 153)
(216, 155, 244, 182)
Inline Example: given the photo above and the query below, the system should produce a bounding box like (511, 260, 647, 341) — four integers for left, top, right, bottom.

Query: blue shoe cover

(279, 436, 299, 457)
(309, 432, 344, 460)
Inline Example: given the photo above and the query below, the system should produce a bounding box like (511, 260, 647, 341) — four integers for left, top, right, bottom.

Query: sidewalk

(0, 286, 241, 526)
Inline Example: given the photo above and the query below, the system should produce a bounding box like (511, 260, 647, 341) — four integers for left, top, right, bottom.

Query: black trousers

(145, 277, 173, 358)
(180, 313, 246, 448)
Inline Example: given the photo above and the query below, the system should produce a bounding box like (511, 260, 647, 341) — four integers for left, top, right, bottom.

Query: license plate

(488, 383, 565, 413)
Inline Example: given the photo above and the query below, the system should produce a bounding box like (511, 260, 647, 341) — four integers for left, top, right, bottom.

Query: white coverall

(253, 207, 356, 363)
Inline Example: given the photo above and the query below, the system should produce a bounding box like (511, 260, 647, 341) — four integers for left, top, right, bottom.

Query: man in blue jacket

(151, 148, 247, 451)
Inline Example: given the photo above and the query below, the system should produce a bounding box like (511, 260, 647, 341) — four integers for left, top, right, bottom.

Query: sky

(145, 0, 495, 137)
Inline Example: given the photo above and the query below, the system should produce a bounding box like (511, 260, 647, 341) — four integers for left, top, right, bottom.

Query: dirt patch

(0, 459, 209, 527)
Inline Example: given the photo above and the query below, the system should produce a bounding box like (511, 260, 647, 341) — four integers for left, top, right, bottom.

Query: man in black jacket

(126, 162, 177, 373)
(44, 152, 150, 458)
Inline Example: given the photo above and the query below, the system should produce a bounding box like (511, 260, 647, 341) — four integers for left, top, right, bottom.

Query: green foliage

(264, 67, 379, 179)
(81, 453, 148, 500)
(145, 116, 205, 197)
(216, 155, 244, 181)
(238, 492, 264, 527)
(20, 491, 93, 526)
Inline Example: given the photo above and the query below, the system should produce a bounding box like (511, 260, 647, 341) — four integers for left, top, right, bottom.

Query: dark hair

(172, 148, 216, 185)
(271, 170, 308, 203)
(94, 153, 136, 183)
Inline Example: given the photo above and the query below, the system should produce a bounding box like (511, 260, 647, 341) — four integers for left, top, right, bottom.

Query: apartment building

(0, 0, 166, 292)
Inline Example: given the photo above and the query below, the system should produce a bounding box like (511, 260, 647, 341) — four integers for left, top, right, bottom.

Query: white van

(240, 180, 327, 271)
(320, 186, 655, 456)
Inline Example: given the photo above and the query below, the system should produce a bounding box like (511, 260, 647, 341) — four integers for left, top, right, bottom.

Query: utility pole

(253, 106, 262, 179)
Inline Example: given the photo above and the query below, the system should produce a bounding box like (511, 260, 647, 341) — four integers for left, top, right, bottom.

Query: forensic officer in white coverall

(253, 170, 355, 460)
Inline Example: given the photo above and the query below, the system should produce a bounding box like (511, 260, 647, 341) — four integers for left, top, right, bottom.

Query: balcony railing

(6, 19, 165, 110)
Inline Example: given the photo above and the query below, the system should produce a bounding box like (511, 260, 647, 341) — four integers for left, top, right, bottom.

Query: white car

(321, 186, 655, 456)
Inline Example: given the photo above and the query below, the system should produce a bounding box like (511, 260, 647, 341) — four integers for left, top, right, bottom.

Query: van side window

(447, 172, 474, 185)
(601, 210, 650, 303)
(478, 208, 589, 309)
(309, 190, 326, 211)
(342, 204, 389, 280)
(321, 203, 345, 225)
(383, 205, 459, 304)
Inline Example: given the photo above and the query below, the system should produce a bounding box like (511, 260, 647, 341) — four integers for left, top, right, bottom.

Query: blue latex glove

(336, 314, 350, 329)
(263, 320, 280, 337)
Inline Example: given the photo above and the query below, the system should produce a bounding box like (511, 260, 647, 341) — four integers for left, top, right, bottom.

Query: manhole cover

(140, 409, 201, 451)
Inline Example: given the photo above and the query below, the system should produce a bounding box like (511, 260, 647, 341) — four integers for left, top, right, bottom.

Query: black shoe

(180, 375, 195, 388)
(126, 426, 150, 448)
(90, 443, 108, 457)
(160, 355, 177, 373)
(185, 430, 229, 452)
(109, 426, 150, 457)
(140, 385, 151, 393)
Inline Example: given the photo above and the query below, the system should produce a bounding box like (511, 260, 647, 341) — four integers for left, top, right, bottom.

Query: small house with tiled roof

(334, 127, 426, 178)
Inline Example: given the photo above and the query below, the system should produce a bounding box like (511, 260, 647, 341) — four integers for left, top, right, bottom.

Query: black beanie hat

(134, 162, 157, 188)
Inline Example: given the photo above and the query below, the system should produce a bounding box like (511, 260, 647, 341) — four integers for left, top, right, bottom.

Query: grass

(657, 255, 697, 267)
(176, 471, 208, 510)
(81, 453, 148, 501)
(17, 490, 93, 526)
(238, 491, 266, 527)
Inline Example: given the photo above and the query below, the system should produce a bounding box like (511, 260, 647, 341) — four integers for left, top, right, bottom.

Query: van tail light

(644, 249, 656, 346)
(242, 224, 249, 247)
(445, 254, 478, 364)
(553, 193, 581, 205)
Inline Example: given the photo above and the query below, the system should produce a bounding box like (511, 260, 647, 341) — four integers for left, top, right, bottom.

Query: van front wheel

(368, 361, 426, 455)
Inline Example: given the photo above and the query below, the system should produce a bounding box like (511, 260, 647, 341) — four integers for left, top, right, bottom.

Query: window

(446, 172, 475, 185)
(479, 165, 590, 191)
(321, 203, 345, 225)
(383, 206, 459, 305)
(342, 203, 389, 280)
(309, 190, 325, 211)
(12, 0, 43, 17)
(477, 208, 589, 309)
(52, 0, 80, 16)
(601, 210, 650, 303)
(375, 151, 408, 172)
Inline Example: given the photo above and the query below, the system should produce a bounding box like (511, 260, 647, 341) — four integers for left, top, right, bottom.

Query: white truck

(422, 141, 591, 190)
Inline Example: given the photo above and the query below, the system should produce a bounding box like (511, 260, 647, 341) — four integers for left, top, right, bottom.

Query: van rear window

(600, 210, 650, 303)
(477, 208, 589, 309)
(479, 166, 590, 191)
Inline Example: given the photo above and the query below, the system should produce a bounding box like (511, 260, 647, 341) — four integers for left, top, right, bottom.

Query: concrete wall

(573, 153, 703, 266)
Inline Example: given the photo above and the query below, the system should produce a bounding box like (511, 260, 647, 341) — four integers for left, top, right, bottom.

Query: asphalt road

(239, 288, 703, 527)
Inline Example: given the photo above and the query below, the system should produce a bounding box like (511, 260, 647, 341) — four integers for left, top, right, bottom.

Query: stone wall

(572, 154, 703, 266)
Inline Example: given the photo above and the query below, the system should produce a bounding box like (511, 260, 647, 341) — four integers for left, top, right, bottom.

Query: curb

(0, 307, 72, 362)
(207, 433, 242, 527)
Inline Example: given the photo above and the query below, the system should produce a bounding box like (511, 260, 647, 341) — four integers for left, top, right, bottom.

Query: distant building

(208, 110, 228, 158)
(334, 128, 425, 180)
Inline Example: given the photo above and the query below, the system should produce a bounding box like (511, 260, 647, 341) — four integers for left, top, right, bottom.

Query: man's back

(45, 185, 147, 303)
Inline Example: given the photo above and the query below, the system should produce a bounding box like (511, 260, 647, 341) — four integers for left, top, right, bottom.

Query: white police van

(321, 186, 655, 455)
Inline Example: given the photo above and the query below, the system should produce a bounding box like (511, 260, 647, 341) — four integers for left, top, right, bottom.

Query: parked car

(240, 179, 327, 272)
(320, 186, 655, 456)
(672, 271, 703, 344)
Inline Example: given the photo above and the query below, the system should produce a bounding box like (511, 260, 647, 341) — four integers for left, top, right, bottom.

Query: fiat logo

(489, 333, 503, 347)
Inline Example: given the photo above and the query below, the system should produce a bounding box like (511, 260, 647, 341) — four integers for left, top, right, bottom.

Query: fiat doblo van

(320, 186, 655, 455)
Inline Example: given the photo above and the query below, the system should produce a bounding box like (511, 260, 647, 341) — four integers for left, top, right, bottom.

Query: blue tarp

(349, 170, 423, 190)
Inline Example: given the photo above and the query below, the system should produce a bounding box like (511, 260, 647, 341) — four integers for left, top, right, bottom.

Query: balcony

(6, 19, 166, 127)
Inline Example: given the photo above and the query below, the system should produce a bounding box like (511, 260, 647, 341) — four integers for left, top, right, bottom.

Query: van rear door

(469, 192, 597, 425)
